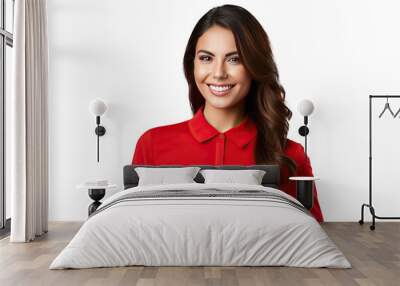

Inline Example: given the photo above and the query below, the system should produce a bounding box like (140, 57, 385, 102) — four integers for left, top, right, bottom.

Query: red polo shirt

(132, 106, 324, 222)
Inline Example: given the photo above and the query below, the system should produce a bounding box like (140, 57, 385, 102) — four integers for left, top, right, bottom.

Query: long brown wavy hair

(183, 4, 296, 175)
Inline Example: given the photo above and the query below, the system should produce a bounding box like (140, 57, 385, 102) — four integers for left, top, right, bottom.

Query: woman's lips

(207, 84, 236, 97)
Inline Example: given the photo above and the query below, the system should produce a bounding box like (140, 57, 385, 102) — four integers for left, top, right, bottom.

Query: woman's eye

(228, 57, 240, 64)
(199, 55, 211, 62)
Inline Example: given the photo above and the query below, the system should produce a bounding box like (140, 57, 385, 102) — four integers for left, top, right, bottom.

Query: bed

(49, 164, 351, 269)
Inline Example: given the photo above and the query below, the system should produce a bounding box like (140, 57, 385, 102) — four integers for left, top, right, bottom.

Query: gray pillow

(135, 167, 201, 186)
(200, 169, 266, 185)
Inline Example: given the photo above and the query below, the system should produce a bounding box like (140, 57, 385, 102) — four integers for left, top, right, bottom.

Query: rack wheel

(370, 225, 375, 231)
(358, 220, 364, 225)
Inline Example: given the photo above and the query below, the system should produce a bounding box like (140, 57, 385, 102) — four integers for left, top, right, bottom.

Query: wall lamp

(297, 99, 315, 157)
(89, 98, 107, 162)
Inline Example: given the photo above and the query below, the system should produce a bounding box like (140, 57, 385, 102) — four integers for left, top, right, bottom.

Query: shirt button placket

(215, 133, 225, 165)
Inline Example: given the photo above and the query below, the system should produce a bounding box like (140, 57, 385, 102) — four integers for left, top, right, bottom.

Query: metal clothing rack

(359, 95, 400, 230)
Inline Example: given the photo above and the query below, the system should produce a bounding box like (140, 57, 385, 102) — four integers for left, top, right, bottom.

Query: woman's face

(194, 25, 252, 110)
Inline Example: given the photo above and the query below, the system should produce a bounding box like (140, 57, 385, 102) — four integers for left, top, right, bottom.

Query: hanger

(378, 97, 395, 118)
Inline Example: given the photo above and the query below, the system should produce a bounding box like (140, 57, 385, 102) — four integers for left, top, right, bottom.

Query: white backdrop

(47, 0, 400, 221)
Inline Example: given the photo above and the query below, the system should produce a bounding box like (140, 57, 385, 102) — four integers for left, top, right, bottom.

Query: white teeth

(209, 85, 233, 92)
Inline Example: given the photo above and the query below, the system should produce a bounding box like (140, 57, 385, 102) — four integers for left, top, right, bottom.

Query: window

(0, 0, 14, 235)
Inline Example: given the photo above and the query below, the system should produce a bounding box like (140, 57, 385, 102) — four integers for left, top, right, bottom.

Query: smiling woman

(132, 4, 324, 222)
(193, 25, 252, 131)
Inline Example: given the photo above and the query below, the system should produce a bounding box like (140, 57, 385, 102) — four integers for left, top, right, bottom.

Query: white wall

(47, 0, 400, 221)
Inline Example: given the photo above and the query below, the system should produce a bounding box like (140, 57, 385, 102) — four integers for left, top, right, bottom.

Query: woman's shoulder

(137, 119, 190, 141)
(284, 138, 305, 160)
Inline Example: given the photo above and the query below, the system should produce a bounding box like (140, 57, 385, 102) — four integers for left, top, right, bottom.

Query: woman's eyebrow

(197, 50, 238, 57)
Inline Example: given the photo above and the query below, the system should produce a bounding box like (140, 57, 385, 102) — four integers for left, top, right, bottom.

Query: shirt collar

(188, 105, 257, 149)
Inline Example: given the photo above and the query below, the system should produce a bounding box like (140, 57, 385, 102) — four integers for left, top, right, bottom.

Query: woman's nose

(212, 60, 228, 80)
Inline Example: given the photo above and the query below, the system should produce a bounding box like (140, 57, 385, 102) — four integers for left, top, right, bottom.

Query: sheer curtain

(9, 0, 48, 242)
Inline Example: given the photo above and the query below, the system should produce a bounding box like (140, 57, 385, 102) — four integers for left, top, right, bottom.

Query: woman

(132, 4, 323, 222)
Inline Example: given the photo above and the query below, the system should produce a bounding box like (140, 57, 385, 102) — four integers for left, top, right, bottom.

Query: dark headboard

(123, 164, 280, 190)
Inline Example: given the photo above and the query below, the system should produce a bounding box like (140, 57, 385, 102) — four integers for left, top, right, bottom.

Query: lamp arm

(298, 116, 309, 160)
(97, 116, 100, 162)
(304, 132, 308, 159)
(97, 127, 100, 162)
(94, 116, 106, 162)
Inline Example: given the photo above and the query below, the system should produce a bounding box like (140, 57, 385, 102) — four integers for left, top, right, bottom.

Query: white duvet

(50, 183, 351, 269)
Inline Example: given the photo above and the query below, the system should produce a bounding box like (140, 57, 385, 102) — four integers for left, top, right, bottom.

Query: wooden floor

(0, 222, 399, 286)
